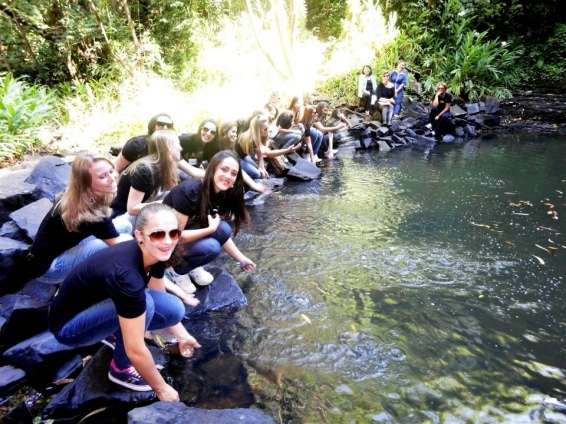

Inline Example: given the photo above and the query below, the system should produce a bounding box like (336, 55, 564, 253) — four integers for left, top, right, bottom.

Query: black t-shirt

(433, 92, 453, 111)
(121, 135, 149, 163)
(271, 131, 300, 150)
(179, 133, 220, 164)
(111, 163, 157, 217)
(377, 83, 394, 100)
(163, 180, 202, 227)
(48, 240, 165, 334)
(30, 204, 118, 278)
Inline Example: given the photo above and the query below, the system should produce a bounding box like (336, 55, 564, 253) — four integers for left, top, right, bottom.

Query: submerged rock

(286, 156, 321, 181)
(128, 401, 275, 424)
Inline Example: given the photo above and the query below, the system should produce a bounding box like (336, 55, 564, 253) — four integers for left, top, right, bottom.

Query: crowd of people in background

(29, 65, 456, 401)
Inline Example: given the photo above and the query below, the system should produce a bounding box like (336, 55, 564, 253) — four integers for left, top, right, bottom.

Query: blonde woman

(111, 129, 181, 225)
(30, 154, 128, 284)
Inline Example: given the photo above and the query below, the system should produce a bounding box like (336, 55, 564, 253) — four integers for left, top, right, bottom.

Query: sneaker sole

(107, 372, 153, 392)
(101, 340, 115, 350)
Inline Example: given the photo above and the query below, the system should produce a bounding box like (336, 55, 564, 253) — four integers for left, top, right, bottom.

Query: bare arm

(176, 211, 220, 244)
(242, 170, 268, 193)
(119, 314, 178, 401)
(126, 187, 150, 216)
(223, 238, 256, 272)
(178, 159, 205, 179)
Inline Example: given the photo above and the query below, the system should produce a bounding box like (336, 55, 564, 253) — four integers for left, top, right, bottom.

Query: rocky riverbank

(0, 92, 562, 422)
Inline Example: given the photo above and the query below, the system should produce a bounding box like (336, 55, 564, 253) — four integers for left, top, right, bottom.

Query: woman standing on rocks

(389, 61, 408, 116)
(29, 154, 129, 284)
(49, 203, 200, 398)
(357, 65, 377, 113)
(163, 150, 256, 290)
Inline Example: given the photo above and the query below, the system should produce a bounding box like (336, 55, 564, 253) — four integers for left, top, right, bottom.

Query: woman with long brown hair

(163, 150, 256, 287)
(30, 154, 128, 284)
(111, 129, 180, 229)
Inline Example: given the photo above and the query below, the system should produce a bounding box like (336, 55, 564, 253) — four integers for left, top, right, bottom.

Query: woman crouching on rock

(48, 203, 200, 399)
(163, 150, 256, 291)
(28, 154, 129, 284)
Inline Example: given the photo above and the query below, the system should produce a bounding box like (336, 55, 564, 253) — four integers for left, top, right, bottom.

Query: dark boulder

(466, 103, 480, 114)
(465, 124, 477, 137)
(450, 104, 467, 118)
(0, 365, 26, 395)
(1, 402, 33, 424)
(0, 220, 28, 242)
(484, 96, 500, 114)
(377, 126, 390, 137)
(286, 156, 321, 181)
(186, 268, 247, 319)
(2, 331, 76, 377)
(0, 284, 55, 349)
(25, 156, 71, 201)
(401, 117, 418, 129)
(454, 127, 465, 137)
(442, 135, 456, 144)
(0, 237, 30, 294)
(128, 402, 275, 424)
(44, 347, 156, 420)
(9, 198, 52, 241)
(0, 169, 40, 224)
(469, 113, 500, 128)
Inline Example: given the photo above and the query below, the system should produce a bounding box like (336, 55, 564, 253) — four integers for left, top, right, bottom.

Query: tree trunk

(119, 0, 139, 49)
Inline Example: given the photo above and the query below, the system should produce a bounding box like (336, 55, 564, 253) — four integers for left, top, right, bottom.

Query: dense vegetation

(0, 0, 564, 162)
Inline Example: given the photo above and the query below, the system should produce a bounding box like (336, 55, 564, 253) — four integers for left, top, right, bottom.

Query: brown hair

(219, 121, 238, 150)
(238, 114, 268, 156)
(58, 154, 114, 232)
(128, 129, 179, 197)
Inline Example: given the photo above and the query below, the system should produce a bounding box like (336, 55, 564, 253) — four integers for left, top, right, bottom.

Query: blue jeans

(37, 236, 108, 285)
(54, 290, 185, 369)
(174, 221, 232, 274)
(309, 127, 323, 155)
(393, 91, 404, 115)
(240, 156, 261, 180)
(112, 213, 135, 235)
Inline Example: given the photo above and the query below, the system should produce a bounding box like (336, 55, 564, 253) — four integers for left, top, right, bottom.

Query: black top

(30, 204, 118, 278)
(121, 135, 149, 163)
(179, 133, 221, 164)
(365, 79, 374, 93)
(48, 240, 166, 334)
(433, 92, 453, 111)
(271, 131, 300, 150)
(376, 83, 394, 100)
(111, 163, 157, 217)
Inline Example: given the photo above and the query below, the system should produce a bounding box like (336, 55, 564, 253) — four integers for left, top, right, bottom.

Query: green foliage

(0, 73, 55, 162)
(305, 0, 347, 40)
(316, 69, 358, 105)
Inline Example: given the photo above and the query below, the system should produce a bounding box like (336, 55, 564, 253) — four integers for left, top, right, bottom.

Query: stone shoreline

(0, 93, 563, 422)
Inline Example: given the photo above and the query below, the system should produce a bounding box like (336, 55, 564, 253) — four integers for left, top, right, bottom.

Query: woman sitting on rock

(376, 71, 396, 125)
(163, 150, 256, 290)
(29, 154, 129, 284)
(48, 203, 200, 398)
(429, 82, 455, 141)
(312, 102, 348, 159)
(219, 121, 239, 151)
(111, 129, 181, 231)
(288, 95, 322, 163)
(389, 61, 408, 116)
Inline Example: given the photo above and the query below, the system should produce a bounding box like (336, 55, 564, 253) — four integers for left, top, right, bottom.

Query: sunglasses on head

(148, 229, 181, 242)
(202, 126, 216, 135)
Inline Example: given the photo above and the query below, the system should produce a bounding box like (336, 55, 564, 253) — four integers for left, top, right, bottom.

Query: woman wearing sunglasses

(163, 150, 256, 288)
(49, 203, 200, 399)
(179, 119, 220, 166)
(111, 129, 180, 232)
(26, 154, 130, 285)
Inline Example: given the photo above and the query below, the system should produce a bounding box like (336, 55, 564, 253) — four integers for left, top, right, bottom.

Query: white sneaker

(188, 266, 214, 286)
(165, 268, 196, 294)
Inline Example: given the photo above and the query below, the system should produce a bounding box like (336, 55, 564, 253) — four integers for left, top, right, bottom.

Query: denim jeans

(36, 236, 108, 285)
(240, 156, 261, 180)
(379, 104, 394, 124)
(309, 127, 323, 156)
(112, 213, 135, 235)
(174, 220, 232, 274)
(54, 290, 185, 369)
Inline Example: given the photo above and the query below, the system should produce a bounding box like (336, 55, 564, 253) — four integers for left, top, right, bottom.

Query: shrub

(0, 73, 55, 163)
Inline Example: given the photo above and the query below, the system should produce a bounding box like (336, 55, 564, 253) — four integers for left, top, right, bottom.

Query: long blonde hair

(59, 154, 114, 232)
(238, 114, 268, 156)
(127, 129, 179, 196)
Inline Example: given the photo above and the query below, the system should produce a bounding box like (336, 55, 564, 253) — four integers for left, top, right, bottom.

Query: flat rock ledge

(128, 401, 275, 424)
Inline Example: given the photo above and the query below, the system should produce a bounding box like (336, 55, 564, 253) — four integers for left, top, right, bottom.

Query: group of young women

(357, 61, 408, 124)
(33, 92, 351, 400)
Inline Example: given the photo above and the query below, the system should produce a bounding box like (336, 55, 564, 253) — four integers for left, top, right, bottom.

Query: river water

(190, 134, 566, 423)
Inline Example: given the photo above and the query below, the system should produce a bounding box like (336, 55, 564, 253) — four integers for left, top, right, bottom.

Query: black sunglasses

(148, 229, 181, 242)
(156, 122, 174, 129)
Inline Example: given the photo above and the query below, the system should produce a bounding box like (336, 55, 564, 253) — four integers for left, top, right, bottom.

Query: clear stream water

(179, 134, 566, 424)
(48, 135, 564, 423)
